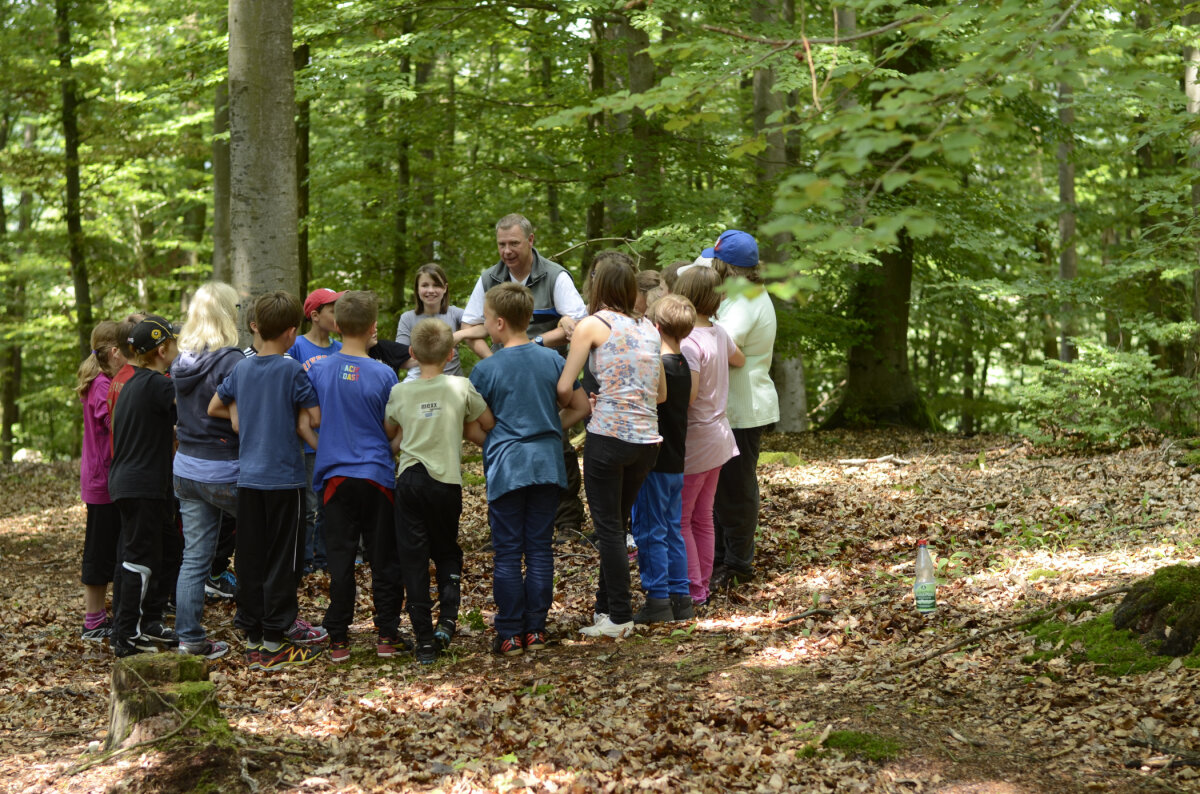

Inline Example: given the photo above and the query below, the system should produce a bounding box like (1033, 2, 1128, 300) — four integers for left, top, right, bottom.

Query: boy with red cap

(288, 287, 345, 577)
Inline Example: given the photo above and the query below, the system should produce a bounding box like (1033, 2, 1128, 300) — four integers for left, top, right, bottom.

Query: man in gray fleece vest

(460, 213, 589, 538)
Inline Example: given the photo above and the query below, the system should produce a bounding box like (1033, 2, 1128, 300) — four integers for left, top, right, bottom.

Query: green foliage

(1013, 340, 1200, 448)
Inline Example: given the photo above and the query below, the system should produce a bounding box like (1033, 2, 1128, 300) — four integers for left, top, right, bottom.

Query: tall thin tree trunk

(1057, 76, 1076, 363)
(228, 0, 298, 305)
(212, 76, 231, 282)
(295, 43, 310, 297)
(57, 0, 92, 361)
(1185, 5, 1200, 378)
(392, 14, 415, 325)
(584, 17, 606, 273)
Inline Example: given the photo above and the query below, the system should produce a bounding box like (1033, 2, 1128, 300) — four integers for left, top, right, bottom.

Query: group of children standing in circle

(75, 222, 779, 667)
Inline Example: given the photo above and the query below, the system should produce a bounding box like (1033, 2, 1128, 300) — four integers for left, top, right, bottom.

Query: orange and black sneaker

(492, 634, 523, 657)
(523, 631, 547, 651)
(259, 640, 322, 672)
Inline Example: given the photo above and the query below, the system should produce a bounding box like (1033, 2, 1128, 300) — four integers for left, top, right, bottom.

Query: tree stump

(106, 652, 224, 750)
(1112, 564, 1200, 657)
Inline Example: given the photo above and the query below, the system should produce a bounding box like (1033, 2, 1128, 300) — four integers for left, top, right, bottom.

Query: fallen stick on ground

(777, 608, 837, 625)
(837, 454, 912, 466)
(885, 584, 1132, 674)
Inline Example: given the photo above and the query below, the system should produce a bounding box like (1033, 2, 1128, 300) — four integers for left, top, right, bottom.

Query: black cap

(129, 315, 177, 354)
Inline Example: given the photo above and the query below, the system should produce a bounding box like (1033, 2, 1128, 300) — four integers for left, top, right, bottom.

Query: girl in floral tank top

(558, 253, 665, 637)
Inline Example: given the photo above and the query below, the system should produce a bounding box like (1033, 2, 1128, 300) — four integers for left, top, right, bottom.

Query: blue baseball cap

(701, 229, 759, 269)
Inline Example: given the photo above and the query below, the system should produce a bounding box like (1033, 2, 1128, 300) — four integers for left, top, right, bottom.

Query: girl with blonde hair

(171, 281, 245, 659)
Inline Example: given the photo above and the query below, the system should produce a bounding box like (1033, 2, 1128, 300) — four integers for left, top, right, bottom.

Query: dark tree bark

(212, 77, 231, 282)
(57, 0, 92, 362)
(1057, 74, 1077, 363)
(824, 230, 936, 429)
(583, 17, 606, 274)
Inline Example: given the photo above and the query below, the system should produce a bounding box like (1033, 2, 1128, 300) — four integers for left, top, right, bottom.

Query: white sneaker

(579, 614, 636, 638)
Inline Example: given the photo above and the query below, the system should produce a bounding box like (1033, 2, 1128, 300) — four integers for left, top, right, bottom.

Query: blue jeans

(489, 484, 559, 637)
(630, 471, 690, 599)
(304, 453, 327, 570)
(174, 475, 237, 645)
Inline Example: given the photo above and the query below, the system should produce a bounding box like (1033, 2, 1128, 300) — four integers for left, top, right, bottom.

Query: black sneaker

(492, 634, 523, 657)
(81, 619, 113, 643)
(523, 630, 547, 651)
(415, 641, 438, 665)
(140, 622, 178, 645)
(204, 570, 237, 599)
(433, 620, 456, 651)
(112, 634, 157, 657)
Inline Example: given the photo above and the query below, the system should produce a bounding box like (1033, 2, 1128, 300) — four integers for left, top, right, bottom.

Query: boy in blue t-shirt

(209, 291, 326, 672)
(288, 286, 344, 574)
(305, 291, 403, 664)
(468, 283, 589, 656)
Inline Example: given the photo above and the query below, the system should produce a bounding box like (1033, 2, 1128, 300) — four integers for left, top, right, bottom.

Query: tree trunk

(211, 9, 232, 283)
(1185, 6, 1200, 378)
(583, 17, 606, 273)
(773, 354, 808, 432)
(295, 43, 310, 298)
(960, 313, 975, 434)
(1057, 75, 1076, 363)
(824, 230, 936, 429)
(106, 653, 222, 751)
(57, 0, 92, 362)
(622, 16, 661, 263)
(228, 0, 298, 306)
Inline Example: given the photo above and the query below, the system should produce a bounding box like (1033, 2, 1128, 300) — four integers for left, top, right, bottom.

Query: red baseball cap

(303, 288, 345, 318)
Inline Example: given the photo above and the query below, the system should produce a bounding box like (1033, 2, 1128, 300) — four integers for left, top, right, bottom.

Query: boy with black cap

(108, 315, 181, 657)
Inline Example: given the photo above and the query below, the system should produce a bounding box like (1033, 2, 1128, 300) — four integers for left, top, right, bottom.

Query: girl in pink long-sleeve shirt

(77, 320, 127, 641)
(673, 268, 744, 606)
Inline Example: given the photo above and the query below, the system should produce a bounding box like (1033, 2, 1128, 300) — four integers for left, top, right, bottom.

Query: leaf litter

(1, 431, 1199, 792)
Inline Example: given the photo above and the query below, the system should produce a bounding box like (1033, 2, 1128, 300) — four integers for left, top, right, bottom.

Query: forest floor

(2, 431, 1200, 793)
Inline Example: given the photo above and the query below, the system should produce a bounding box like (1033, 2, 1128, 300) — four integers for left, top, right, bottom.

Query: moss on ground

(799, 730, 903, 762)
(758, 451, 802, 467)
(1025, 611, 1200, 675)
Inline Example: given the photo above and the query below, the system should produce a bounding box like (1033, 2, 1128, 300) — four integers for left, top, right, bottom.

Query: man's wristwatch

(534, 335, 545, 346)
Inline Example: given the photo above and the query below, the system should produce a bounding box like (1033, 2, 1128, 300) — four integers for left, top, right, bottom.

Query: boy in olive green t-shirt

(385, 318, 493, 664)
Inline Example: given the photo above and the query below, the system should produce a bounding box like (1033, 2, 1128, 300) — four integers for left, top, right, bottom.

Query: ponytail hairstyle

(75, 320, 121, 396)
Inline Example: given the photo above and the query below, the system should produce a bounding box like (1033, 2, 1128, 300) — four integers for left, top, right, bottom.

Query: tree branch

(702, 15, 926, 47)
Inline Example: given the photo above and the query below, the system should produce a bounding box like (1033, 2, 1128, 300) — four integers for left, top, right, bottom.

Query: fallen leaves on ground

(1, 431, 1198, 793)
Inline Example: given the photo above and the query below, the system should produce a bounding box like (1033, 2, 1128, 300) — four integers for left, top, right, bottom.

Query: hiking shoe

(376, 634, 413, 658)
(633, 597, 674, 624)
(205, 570, 237, 599)
(140, 621, 178, 645)
(670, 594, 695, 621)
(579, 615, 635, 639)
(329, 640, 351, 663)
(178, 639, 230, 660)
(492, 634, 523, 657)
(433, 621, 456, 651)
(286, 618, 328, 645)
(415, 641, 438, 665)
(81, 619, 113, 643)
(523, 630, 547, 651)
(710, 567, 753, 591)
(260, 641, 322, 671)
(244, 642, 263, 670)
